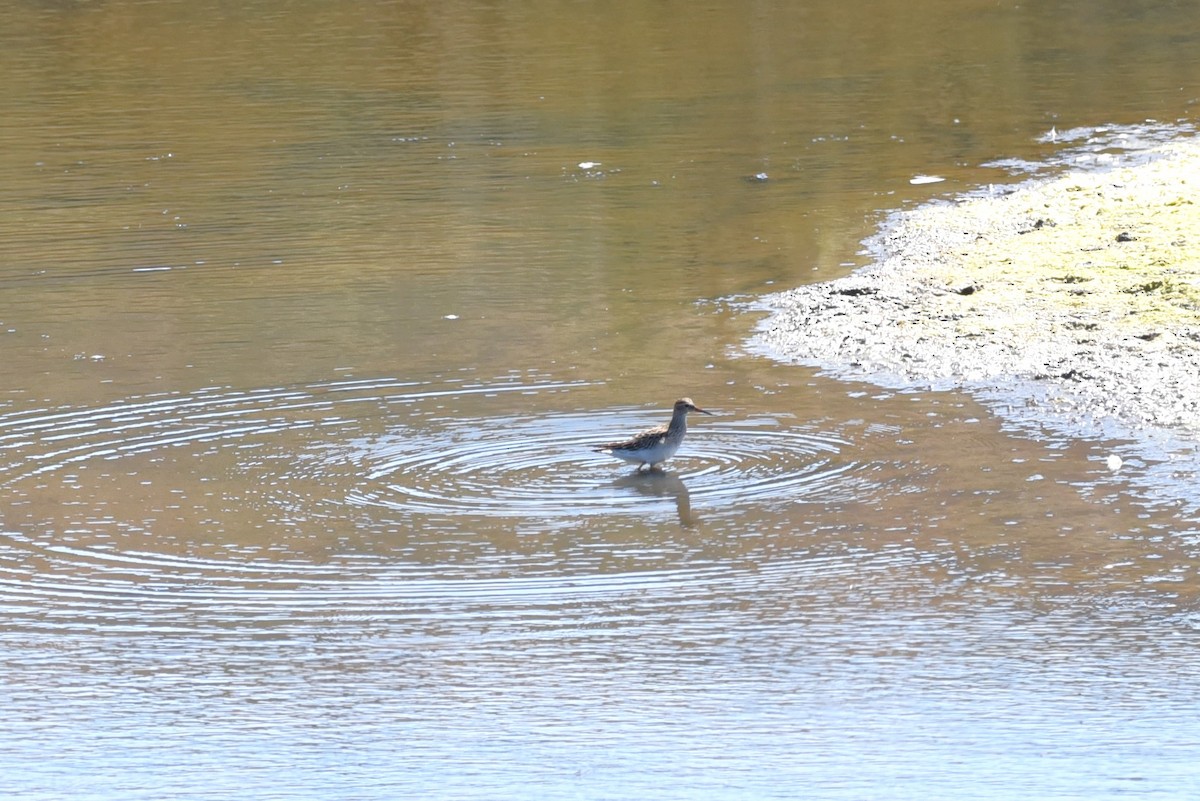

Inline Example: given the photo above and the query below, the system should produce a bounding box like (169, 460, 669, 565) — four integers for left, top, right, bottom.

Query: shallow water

(3, 0, 1200, 798)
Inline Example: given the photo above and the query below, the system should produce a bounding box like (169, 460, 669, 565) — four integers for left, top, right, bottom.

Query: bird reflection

(612, 469, 696, 527)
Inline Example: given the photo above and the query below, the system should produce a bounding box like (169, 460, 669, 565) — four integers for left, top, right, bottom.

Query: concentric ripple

(350, 414, 863, 519)
(0, 376, 877, 629)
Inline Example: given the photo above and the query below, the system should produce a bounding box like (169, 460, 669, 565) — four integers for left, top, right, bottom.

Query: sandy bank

(757, 135, 1200, 440)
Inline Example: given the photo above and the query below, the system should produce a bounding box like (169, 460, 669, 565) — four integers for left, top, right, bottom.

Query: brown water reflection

(2, 0, 1200, 799)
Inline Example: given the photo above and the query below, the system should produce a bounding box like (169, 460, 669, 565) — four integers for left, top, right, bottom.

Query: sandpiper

(594, 398, 713, 471)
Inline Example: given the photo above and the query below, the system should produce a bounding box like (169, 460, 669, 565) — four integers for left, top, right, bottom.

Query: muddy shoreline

(756, 135, 1200, 448)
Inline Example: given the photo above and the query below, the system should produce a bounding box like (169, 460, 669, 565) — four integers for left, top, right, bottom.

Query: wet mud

(757, 136, 1200, 447)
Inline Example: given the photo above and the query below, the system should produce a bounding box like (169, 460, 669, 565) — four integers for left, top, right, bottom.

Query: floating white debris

(578, 161, 600, 170)
(443, 314, 459, 320)
(1105, 454, 1123, 471)
(909, 175, 945, 185)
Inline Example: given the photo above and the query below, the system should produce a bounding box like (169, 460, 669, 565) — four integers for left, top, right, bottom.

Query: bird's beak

(696, 406, 714, 416)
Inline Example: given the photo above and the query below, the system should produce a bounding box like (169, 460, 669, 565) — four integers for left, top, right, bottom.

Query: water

(3, 0, 1200, 798)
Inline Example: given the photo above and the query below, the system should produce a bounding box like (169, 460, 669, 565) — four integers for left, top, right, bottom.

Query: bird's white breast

(609, 439, 680, 465)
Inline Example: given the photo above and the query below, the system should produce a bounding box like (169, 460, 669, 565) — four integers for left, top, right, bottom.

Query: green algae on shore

(758, 135, 1200, 437)
(914, 142, 1200, 332)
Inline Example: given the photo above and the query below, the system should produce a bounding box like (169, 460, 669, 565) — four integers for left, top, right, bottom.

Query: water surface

(3, 1, 1200, 798)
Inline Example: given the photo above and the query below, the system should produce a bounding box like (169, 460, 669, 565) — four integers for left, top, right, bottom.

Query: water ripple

(0, 377, 879, 627)
(351, 415, 863, 518)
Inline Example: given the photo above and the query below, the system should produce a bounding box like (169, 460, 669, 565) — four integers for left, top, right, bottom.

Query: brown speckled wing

(600, 424, 669, 452)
